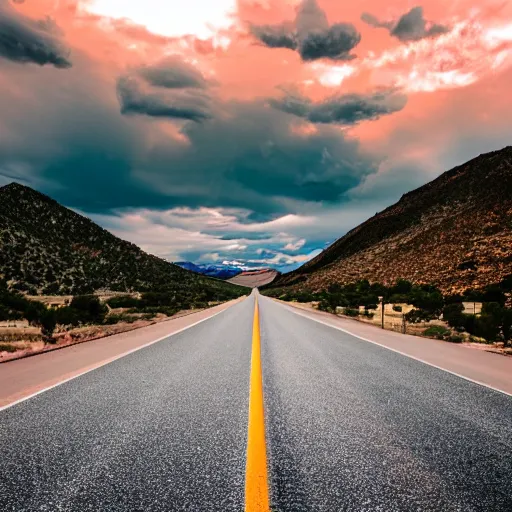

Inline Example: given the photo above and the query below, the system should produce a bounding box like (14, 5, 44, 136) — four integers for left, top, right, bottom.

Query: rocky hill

(0, 183, 245, 301)
(227, 269, 279, 288)
(269, 146, 512, 294)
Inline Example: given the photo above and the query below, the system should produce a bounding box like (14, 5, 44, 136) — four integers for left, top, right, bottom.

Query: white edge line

(268, 298, 512, 399)
(0, 302, 239, 413)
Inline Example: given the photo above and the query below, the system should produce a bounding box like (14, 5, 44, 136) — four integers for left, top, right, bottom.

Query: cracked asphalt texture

(1, 292, 512, 511)
(0, 296, 254, 512)
(259, 295, 512, 512)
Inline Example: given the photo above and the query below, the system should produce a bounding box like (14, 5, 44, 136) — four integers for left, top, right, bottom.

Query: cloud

(0, 1, 71, 68)
(250, 0, 360, 61)
(88, 205, 321, 270)
(283, 238, 306, 251)
(270, 88, 407, 125)
(0, 40, 380, 218)
(361, 6, 449, 43)
(249, 22, 298, 50)
(363, 13, 512, 93)
(117, 76, 213, 122)
(117, 57, 214, 121)
(7, 0, 510, 273)
(137, 56, 210, 89)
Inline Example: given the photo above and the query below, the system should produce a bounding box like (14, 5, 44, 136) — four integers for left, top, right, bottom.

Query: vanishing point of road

(1, 291, 511, 511)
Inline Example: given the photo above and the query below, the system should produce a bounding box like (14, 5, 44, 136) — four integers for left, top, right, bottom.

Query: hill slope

(227, 269, 279, 288)
(270, 146, 512, 294)
(0, 183, 245, 301)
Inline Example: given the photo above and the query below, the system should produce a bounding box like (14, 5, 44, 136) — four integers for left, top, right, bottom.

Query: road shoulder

(269, 298, 512, 396)
(0, 297, 245, 410)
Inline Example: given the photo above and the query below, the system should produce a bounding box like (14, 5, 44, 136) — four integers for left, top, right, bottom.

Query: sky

(1, 0, 512, 271)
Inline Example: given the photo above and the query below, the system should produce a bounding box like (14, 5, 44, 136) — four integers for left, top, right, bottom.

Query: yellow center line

(245, 296, 270, 512)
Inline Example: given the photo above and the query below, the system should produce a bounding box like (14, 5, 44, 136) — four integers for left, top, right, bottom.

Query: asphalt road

(1, 292, 512, 511)
(0, 296, 254, 512)
(258, 295, 512, 511)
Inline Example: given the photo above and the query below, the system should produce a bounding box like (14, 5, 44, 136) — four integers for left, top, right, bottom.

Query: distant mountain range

(175, 262, 244, 280)
(268, 146, 512, 295)
(0, 183, 245, 303)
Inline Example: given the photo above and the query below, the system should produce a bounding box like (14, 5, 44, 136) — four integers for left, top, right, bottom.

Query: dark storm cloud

(117, 76, 213, 122)
(361, 6, 449, 42)
(0, 1, 71, 67)
(270, 89, 407, 125)
(250, 0, 360, 61)
(219, 232, 275, 241)
(249, 23, 297, 50)
(137, 56, 210, 89)
(299, 23, 360, 61)
(0, 48, 380, 218)
(360, 13, 394, 31)
(139, 100, 378, 209)
(117, 57, 214, 121)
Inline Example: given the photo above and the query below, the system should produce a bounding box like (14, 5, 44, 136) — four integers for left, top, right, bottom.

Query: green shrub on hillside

(447, 334, 464, 343)
(70, 295, 108, 324)
(423, 326, 450, 339)
(0, 343, 19, 353)
(106, 296, 141, 308)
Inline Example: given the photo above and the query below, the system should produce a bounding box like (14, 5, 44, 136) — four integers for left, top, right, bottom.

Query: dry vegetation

(271, 147, 512, 295)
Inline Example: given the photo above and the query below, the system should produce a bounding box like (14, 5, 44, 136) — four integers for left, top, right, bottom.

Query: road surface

(1, 292, 511, 511)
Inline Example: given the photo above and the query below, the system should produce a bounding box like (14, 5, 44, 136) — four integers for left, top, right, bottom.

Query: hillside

(269, 146, 512, 294)
(0, 183, 245, 302)
(228, 269, 279, 288)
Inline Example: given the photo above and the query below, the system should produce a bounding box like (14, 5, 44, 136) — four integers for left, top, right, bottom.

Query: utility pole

(379, 296, 384, 329)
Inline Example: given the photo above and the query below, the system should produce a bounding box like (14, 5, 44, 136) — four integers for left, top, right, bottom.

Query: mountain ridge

(269, 146, 512, 294)
(0, 182, 245, 301)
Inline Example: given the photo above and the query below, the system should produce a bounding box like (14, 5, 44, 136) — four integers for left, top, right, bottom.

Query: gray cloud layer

(270, 89, 407, 125)
(137, 56, 209, 89)
(250, 0, 360, 61)
(0, 1, 71, 68)
(117, 57, 213, 122)
(361, 6, 449, 42)
(117, 77, 213, 122)
(0, 47, 383, 217)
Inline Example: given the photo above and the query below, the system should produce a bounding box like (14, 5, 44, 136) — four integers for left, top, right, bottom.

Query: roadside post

(378, 296, 384, 329)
